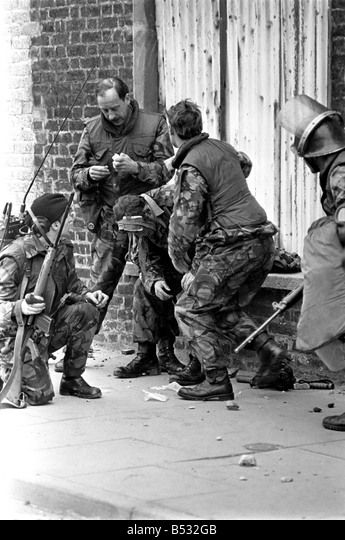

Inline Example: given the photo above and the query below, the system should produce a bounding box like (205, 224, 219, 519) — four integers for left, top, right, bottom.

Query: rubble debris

(312, 407, 322, 413)
(226, 400, 240, 410)
(121, 348, 136, 355)
(239, 454, 257, 467)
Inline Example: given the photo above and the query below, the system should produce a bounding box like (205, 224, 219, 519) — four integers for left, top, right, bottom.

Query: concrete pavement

(1, 343, 345, 521)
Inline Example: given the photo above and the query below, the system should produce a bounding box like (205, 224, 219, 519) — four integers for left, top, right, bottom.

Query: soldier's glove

(21, 294, 45, 315)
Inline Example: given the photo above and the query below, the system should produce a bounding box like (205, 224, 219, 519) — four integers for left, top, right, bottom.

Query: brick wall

(0, 0, 40, 212)
(28, 0, 135, 346)
(2, 1, 345, 363)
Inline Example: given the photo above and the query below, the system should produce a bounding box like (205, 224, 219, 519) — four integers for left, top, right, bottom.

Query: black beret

(30, 193, 69, 224)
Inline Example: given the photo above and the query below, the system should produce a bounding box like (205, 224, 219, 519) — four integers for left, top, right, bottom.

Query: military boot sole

(59, 388, 102, 399)
(169, 374, 206, 386)
(178, 390, 234, 401)
(113, 366, 160, 378)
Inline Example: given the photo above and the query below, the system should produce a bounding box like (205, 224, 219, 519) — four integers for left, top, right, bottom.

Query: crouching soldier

(0, 193, 108, 406)
(166, 100, 295, 401)
(112, 184, 185, 377)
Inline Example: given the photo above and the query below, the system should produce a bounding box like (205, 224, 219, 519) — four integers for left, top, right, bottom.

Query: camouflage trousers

(0, 301, 99, 405)
(89, 215, 129, 330)
(175, 236, 275, 371)
(132, 279, 179, 345)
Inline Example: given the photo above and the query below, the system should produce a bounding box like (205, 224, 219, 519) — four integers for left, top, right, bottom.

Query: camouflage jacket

(71, 99, 174, 212)
(168, 166, 208, 274)
(136, 182, 182, 294)
(0, 234, 88, 333)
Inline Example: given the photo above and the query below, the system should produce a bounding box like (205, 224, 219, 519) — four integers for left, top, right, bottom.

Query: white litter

(143, 390, 168, 402)
(150, 382, 181, 392)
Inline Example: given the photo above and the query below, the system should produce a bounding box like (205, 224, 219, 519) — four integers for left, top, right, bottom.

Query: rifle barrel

(234, 282, 304, 354)
(234, 309, 282, 354)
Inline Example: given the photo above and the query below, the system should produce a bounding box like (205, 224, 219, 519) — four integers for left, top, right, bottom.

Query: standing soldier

(166, 100, 295, 401)
(279, 94, 345, 431)
(70, 77, 174, 335)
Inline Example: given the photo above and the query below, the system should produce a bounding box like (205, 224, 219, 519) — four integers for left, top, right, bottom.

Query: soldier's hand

(21, 294, 45, 315)
(85, 290, 109, 309)
(154, 280, 173, 301)
(112, 153, 139, 175)
(89, 165, 110, 182)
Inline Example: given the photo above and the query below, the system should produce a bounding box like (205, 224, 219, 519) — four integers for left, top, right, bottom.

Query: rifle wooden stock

(0, 193, 74, 409)
(234, 283, 303, 354)
(0, 325, 27, 408)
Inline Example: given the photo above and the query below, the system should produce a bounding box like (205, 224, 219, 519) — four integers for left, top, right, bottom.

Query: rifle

(234, 283, 304, 354)
(0, 193, 74, 409)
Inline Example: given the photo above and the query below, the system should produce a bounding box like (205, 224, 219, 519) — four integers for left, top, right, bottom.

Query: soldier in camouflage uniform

(166, 100, 295, 401)
(0, 194, 108, 405)
(70, 77, 174, 336)
(111, 183, 185, 377)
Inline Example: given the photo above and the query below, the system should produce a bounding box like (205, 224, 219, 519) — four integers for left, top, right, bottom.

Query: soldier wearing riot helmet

(279, 94, 345, 431)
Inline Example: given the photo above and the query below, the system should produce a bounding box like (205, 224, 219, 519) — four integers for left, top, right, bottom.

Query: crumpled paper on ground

(150, 382, 181, 393)
(143, 390, 169, 402)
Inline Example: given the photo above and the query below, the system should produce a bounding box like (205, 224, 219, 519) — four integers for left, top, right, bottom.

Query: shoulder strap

(19, 259, 32, 300)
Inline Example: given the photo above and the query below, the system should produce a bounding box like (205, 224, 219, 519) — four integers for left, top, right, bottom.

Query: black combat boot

(59, 376, 102, 399)
(113, 343, 160, 378)
(158, 341, 185, 374)
(251, 333, 295, 391)
(169, 355, 205, 386)
(177, 367, 234, 401)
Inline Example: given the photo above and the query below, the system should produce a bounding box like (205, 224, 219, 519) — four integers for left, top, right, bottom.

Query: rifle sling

(13, 259, 32, 327)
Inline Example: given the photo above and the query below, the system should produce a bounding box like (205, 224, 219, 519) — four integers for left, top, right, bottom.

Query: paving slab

(1, 345, 345, 520)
